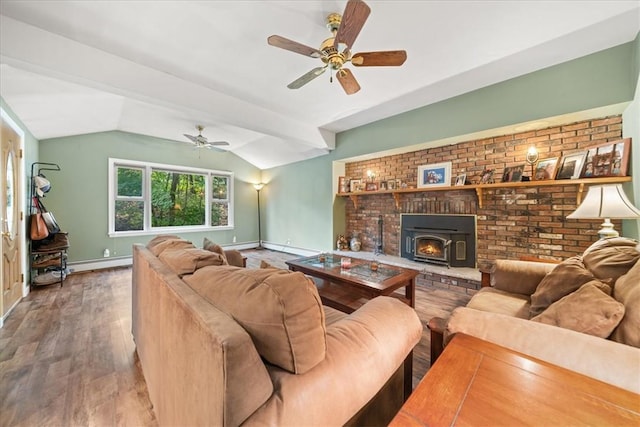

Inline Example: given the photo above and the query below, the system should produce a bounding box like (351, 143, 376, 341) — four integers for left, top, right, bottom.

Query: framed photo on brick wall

(417, 162, 452, 188)
(533, 157, 558, 181)
(556, 152, 587, 179)
(581, 138, 631, 178)
(502, 165, 525, 182)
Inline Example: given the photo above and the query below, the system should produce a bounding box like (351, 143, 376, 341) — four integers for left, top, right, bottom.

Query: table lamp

(567, 184, 640, 239)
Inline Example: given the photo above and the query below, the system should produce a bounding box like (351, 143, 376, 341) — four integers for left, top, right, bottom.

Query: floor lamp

(253, 183, 264, 248)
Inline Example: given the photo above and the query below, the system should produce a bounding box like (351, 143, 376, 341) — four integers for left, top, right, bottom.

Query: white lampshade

(567, 184, 640, 238)
(253, 183, 264, 191)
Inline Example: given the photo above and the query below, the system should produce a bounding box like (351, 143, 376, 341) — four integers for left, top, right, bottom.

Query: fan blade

(287, 67, 327, 89)
(351, 50, 407, 67)
(334, 0, 371, 49)
(336, 68, 361, 95)
(208, 141, 230, 146)
(183, 134, 198, 143)
(268, 35, 323, 58)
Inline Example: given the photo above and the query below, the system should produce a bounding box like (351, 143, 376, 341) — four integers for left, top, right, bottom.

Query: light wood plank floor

(0, 249, 471, 426)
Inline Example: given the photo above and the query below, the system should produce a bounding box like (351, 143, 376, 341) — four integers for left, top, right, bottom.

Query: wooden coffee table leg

(405, 278, 416, 308)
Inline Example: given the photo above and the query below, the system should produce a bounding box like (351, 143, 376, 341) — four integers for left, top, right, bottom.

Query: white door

(1, 112, 24, 319)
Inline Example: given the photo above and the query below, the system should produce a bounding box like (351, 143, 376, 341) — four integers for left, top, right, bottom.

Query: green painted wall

(38, 131, 261, 262)
(265, 39, 640, 251)
(622, 32, 640, 238)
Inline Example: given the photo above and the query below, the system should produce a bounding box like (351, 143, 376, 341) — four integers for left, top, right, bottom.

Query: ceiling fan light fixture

(267, 0, 406, 95)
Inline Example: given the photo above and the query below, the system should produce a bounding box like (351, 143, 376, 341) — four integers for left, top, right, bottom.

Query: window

(109, 159, 233, 236)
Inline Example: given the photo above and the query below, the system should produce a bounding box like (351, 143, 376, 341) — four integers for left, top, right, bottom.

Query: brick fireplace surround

(343, 115, 626, 291)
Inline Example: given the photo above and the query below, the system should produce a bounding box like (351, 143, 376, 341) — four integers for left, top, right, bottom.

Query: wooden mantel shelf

(338, 176, 632, 209)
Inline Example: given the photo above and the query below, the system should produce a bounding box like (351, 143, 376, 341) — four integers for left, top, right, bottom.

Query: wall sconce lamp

(567, 184, 640, 239)
(367, 170, 376, 181)
(253, 183, 265, 248)
(525, 146, 539, 178)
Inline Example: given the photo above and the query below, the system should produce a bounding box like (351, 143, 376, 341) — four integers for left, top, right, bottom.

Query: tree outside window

(110, 159, 233, 235)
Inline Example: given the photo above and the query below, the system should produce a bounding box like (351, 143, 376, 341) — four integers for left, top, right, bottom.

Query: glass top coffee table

(286, 254, 419, 314)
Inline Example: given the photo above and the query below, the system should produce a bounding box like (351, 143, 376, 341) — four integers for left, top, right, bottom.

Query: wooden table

(286, 254, 419, 313)
(390, 333, 640, 426)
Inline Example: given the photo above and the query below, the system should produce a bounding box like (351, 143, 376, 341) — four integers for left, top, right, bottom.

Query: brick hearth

(343, 115, 625, 266)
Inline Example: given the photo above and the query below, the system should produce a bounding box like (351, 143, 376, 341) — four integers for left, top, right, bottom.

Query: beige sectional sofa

(132, 236, 422, 426)
(432, 237, 640, 394)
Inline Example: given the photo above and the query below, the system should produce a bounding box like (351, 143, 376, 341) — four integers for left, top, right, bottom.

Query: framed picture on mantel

(417, 162, 452, 188)
(581, 138, 631, 178)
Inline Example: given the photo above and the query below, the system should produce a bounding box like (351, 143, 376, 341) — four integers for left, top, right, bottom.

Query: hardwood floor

(0, 249, 471, 426)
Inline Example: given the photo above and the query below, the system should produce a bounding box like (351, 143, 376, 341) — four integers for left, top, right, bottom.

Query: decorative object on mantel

(417, 162, 452, 188)
(336, 234, 349, 251)
(567, 184, 640, 239)
(533, 157, 558, 180)
(338, 176, 348, 193)
(455, 174, 467, 186)
(349, 233, 362, 251)
(556, 151, 588, 180)
(350, 179, 362, 192)
(479, 169, 494, 184)
(525, 146, 539, 178)
(581, 138, 631, 178)
(501, 165, 525, 183)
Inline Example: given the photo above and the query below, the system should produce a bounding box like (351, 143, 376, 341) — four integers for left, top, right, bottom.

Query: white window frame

(108, 158, 234, 237)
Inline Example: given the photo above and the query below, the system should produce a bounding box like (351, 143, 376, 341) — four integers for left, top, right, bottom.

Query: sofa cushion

(610, 259, 640, 347)
(184, 266, 326, 374)
(202, 237, 229, 265)
(529, 256, 597, 317)
(148, 237, 195, 256)
(159, 248, 226, 277)
(467, 288, 530, 319)
(147, 234, 180, 250)
(582, 237, 640, 282)
(531, 280, 625, 338)
(491, 260, 556, 295)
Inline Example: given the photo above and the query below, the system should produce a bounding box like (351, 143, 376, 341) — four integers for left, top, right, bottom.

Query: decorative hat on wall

(34, 175, 51, 197)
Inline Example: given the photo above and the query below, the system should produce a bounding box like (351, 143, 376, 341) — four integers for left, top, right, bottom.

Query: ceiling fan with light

(183, 125, 230, 151)
(267, 0, 406, 95)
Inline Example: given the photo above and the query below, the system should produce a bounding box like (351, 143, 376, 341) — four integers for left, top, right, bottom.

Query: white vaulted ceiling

(1, 1, 638, 169)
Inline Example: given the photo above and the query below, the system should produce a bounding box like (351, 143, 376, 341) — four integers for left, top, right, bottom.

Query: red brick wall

(343, 116, 626, 266)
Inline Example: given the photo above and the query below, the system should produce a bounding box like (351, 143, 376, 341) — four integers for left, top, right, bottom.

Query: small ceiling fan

(267, 0, 407, 95)
(183, 125, 230, 151)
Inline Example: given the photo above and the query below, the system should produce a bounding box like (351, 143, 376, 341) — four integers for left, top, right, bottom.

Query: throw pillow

(531, 280, 625, 338)
(146, 234, 180, 251)
(529, 256, 596, 318)
(609, 259, 640, 347)
(147, 237, 194, 256)
(203, 237, 229, 265)
(159, 248, 226, 277)
(582, 237, 640, 283)
(184, 266, 326, 374)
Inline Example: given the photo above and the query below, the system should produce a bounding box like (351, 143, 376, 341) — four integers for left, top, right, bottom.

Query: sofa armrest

(445, 307, 640, 394)
(223, 249, 246, 267)
(428, 317, 447, 365)
(490, 259, 556, 295)
(246, 297, 423, 427)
